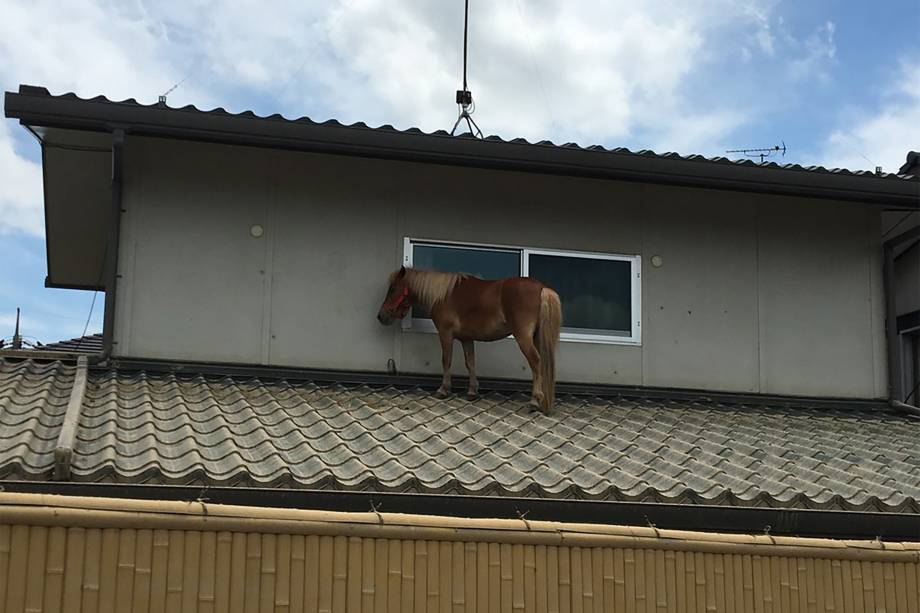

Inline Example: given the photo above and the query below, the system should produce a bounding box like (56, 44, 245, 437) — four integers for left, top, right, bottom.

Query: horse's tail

(537, 287, 562, 413)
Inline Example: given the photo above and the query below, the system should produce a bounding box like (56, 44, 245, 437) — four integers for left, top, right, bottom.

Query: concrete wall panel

(114, 137, 886, 398)
(757, 198, 876, 396)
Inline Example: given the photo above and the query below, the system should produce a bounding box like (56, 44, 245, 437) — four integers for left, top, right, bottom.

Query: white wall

(115, 137, 887, 398)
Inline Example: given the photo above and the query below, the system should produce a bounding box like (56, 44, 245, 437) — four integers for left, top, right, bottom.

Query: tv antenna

(450, 0, 483, 138)
(726, 141, 787, 163)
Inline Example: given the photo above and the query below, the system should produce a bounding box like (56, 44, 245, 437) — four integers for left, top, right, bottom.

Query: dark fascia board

(5, 86, 919, 208)
(37, 130, 55, 288)
(1, 481, 918, 541)
(44, 276, 104, 291)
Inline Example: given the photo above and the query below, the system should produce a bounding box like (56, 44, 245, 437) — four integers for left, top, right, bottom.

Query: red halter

(383, 284, 411, 315)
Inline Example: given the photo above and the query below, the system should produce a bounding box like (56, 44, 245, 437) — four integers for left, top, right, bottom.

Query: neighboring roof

(901, 151, 920, 175)
(4, 85, 919, 208)
(2, 358, 919, 514)
(40, 333, 103, 354)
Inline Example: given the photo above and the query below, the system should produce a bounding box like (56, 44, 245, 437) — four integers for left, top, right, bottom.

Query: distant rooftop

(0, 333, 103, 355)
(40, 333, 103, 354)
(900, 151, 920, 175)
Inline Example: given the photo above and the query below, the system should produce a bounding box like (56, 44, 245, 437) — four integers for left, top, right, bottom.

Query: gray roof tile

(0, 359, 75, 478)
(2, 358, 920, 512)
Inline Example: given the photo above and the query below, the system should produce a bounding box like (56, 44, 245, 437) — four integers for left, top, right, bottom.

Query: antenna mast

(450, 0, 483, 138)
(12, 307, 22, 350)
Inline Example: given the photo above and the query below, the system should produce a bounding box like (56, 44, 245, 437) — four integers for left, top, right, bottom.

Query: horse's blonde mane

(398, 268, 468, 310)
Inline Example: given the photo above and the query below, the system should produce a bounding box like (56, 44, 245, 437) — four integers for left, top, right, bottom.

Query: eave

(5, 85, 919, 209)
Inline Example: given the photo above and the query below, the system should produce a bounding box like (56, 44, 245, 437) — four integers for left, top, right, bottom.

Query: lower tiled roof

(1, 358, 919, 513)
(40, 333, 103, 354)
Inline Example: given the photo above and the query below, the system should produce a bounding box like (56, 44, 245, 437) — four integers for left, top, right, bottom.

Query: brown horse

(377, 267, 562, 413)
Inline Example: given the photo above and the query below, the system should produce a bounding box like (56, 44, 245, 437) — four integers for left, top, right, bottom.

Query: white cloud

(648, 109, 749, 157)
(142, 1, 329, 100)
(0, 124, 43, 235)
(819, 61, 920, 173)
(0, 1, 204, 105)
(317, 0, 774, 145)
(740, 5, 776, 57)
(0, 0, 213, 236)
(788, 21, 836, 82)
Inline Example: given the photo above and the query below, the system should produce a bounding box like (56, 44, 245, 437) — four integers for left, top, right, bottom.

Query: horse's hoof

(435, 388, 450, 399)
(466, 391, 480, 400)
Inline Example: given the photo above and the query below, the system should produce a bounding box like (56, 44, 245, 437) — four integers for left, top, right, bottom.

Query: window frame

(899, 316, 920, 404)
(402, 237, 642, 345)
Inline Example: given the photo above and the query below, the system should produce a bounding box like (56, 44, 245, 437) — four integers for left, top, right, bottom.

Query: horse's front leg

(462, 340, 478, 398)
(435, 329, 454, 398)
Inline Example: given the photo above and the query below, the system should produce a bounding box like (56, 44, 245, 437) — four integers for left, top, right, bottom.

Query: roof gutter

(883, 224, 920, 415)
(5, 86, 919, 208)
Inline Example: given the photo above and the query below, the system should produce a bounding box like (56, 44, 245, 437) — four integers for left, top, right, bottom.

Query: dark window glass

(411, 244, 520, 318)
(528, 254, 632, 335)
(413, 244, 520, 279)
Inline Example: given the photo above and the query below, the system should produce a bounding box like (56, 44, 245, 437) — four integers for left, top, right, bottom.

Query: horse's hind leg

(512, 328, 544, 411)
(435, 329, 454, 398)
(462, 340, 478, 398)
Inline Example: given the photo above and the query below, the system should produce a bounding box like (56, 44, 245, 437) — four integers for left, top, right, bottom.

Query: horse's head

(377, 266, 413, 325)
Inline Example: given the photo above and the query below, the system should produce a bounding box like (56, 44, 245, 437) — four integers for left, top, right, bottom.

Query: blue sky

(1, 0, 918, 345)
